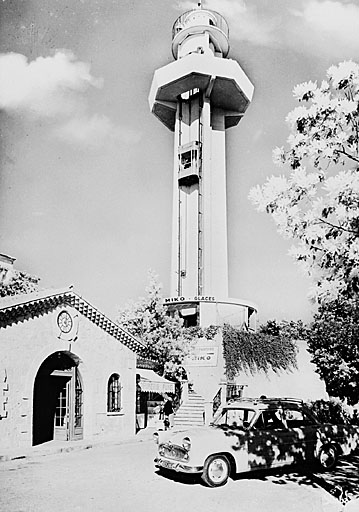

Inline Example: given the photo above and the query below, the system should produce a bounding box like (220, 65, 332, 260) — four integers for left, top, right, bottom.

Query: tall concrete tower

(149, 4, 257, 329)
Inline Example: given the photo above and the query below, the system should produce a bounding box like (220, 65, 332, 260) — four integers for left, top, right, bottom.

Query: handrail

(172, 9, 229, 41)
(212, 387, 222, 416)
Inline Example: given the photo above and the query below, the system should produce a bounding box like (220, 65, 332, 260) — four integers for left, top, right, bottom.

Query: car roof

(225, 397, 304, 410)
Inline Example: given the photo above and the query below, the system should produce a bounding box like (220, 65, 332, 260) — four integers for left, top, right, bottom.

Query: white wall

(183, 332, 328, 423)
(238, 340, 328, 401)
(0, 306, 136, 453)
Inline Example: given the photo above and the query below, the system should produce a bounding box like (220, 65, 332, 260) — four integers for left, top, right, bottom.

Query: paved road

(0, 439, 346, 512)
(312, 454, 359, 505)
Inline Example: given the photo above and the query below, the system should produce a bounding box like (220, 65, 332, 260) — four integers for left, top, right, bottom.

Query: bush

(306, 398, 358, 425)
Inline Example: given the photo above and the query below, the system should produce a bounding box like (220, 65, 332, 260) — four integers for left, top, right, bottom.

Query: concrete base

(164, 296, 257, 330)
(199, 298, 257, 329)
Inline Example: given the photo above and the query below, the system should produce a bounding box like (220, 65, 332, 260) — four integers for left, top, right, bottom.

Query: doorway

(33, 351, 83, 446)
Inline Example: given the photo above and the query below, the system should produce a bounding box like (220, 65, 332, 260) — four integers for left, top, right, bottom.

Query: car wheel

(317, 445, 338, 471)
(201, 455, 230, 487)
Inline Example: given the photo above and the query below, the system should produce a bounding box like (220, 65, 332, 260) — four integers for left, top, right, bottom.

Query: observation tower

(149, 3, 257, 329)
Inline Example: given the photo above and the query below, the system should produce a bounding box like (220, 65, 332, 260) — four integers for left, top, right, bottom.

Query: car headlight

(182, 436, 191, 451)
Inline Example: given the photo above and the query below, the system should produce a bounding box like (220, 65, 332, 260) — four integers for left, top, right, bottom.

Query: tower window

(181, 151, 192, 170)
(107, 373, 122, 413)
(178, 141, 200, 186)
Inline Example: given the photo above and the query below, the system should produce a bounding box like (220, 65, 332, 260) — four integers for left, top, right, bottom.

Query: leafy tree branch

(249, 61, 359, 304)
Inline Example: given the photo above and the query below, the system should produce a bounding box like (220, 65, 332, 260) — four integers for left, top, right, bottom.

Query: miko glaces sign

(185, 347, 218, 367)
(164, 296, 216, 303)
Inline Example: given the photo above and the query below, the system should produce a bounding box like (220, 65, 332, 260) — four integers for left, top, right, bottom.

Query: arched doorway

(33, 351, 83, 446)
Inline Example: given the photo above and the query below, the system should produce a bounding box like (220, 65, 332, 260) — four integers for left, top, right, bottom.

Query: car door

(214, 407, 254, 473)
(281, 407, 318, 466)
(248, 408, 298, 470)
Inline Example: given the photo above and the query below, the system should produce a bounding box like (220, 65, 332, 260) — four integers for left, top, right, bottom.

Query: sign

(184, 347, 218, 367)
(164, 296, 216, 304)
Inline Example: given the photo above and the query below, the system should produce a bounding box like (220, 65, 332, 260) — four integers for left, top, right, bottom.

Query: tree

(249, 61, 359, 304)
(304, 299, 359, 405)
(0, 263, 40, 298)
(258, 318, 307, 340)
(117, 271, 193, 378)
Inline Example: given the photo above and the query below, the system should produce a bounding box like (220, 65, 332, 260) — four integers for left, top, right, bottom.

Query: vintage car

(154, 397, 359, 487)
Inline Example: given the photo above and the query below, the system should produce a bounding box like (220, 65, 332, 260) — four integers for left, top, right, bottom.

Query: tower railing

(172, 9, 229, 40)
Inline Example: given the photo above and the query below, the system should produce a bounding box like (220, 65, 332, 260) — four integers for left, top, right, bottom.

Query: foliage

(305, 299, 359, 405)
(306, 398, 358, 425)
(222, 323, 298, 380)
(259, 319, 308, 339)
(117, 271, 194, 379)
(249, 61, 359, 304)
(0, 266, 40, 298)
(182, 324, 221, 341)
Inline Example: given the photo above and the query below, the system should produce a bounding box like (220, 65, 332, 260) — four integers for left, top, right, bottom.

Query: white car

(154, 397, 359, 487)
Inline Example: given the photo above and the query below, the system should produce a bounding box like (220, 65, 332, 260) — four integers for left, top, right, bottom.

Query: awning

(137, 369, 175, 393)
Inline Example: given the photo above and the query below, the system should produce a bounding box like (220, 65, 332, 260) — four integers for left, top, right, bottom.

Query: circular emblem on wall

(57, 310, 73, 333)
(55, 308, 79, 342)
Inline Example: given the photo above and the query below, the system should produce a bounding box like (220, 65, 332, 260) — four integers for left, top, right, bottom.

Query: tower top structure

(149, 6, 253, 133)
(171, 7, 229, 59)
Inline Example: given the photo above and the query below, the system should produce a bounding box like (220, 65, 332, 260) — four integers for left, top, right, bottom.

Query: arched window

(107, 373, 122, 413)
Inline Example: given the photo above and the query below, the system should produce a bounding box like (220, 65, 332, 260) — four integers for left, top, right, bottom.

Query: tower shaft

(172, 91, 228, 298)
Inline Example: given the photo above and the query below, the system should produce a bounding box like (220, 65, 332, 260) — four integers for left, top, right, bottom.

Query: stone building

(0, 287, 145, 454)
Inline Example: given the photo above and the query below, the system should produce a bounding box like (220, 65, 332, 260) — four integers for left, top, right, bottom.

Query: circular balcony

(171, 9, 230, 59)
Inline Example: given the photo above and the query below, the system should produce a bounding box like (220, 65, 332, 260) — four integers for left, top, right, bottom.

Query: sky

(1, 0, 359, 324)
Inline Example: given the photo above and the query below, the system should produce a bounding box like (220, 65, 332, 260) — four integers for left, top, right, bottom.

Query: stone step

(175, 409, 205, 423)
(176, 411, 203, 415)
(184, 399, 205, 405)
(174, 421, 204, 425)
(176, 404, 204, 410)
(173, 389, 206, 427)
(176, 408, 204, 414)
(174, 422, 204, 427)
(178, 403, 205, 409)
(175, 411, 204, 417)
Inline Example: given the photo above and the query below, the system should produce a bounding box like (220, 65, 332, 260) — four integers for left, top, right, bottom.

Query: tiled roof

(0, 287, 145, 354)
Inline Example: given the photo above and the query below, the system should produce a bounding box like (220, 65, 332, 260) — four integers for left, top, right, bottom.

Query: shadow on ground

(237, 453, 359, 506)
(311, 454, 359, 504)
(155, 452, 359, 504)
(154, 468, 200, 486)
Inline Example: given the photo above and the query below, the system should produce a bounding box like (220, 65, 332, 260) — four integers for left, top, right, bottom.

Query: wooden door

(53, 368, 83, 441)
(70, 367, 83, 440)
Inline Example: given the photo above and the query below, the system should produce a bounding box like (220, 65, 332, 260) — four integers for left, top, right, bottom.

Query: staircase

(174, 389, 205, 428)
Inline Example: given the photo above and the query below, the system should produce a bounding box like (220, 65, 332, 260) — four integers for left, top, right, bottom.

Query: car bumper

(154, 457, 203, 474)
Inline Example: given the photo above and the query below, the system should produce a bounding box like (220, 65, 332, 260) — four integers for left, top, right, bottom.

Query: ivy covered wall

(222, 324, 298, 380)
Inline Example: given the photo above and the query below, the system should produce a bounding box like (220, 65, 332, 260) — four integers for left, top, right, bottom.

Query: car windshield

(213, 408, 255, 429)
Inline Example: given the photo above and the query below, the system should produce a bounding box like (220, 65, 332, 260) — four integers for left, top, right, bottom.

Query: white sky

(1, 0, 359, 323)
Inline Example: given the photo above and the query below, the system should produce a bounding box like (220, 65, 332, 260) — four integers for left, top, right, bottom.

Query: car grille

(160, 444, 187, 460)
